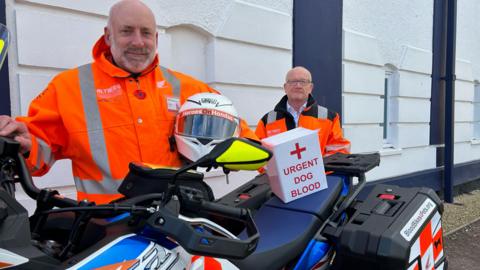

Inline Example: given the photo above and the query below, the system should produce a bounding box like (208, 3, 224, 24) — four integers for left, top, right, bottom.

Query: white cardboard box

(262, 127, 328, 203)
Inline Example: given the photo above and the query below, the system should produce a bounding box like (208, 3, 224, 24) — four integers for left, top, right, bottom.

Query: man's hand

(0, 115, 32, 153)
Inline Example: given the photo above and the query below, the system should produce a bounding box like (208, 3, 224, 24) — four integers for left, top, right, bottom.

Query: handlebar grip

(16, 152, 77, 208)
(200, 200, 248, 219)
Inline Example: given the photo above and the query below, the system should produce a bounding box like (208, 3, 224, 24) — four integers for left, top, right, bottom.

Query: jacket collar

(92, 35, 159, 78)
(274, 94, 317, 114)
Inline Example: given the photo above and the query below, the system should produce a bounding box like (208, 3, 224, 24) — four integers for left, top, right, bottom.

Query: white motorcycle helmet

(175, 93, 241, 162)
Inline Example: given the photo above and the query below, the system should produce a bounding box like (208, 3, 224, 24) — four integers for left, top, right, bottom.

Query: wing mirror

(173, 137, 272, 181)
(201, 137, 272, 171)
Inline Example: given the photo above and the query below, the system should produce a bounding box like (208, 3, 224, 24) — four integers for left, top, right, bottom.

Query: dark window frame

(0, 1, 10, 116)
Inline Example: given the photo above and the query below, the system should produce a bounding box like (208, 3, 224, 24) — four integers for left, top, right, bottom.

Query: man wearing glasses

(255, 66, 350, 156)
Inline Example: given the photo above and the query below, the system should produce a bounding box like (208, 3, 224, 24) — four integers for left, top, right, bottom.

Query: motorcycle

(0, 136, 446, 269)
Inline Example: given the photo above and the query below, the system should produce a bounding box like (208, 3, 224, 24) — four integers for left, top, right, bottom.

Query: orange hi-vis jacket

(255, 95, 350, 156)
(17, 36, 257, 204)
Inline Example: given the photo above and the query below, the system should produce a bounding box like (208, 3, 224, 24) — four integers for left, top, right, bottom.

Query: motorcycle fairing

(0, 248, 29, 268)
(67, 234, 186, 270)
(292, 240, 332, 270)
(188, 255, 239, 270)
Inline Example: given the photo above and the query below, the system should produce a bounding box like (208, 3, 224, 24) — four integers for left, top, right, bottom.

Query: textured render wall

(455, 0, 480, 163)
(343, 0, 433, 68)
(343, 0, 437, 181)
(6, 0, 292, 212)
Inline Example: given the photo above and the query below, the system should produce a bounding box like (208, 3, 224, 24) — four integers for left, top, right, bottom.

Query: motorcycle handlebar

(200, 200, 249, 220)
(0, 137, 77, 208)
(16, 152, 77, 208)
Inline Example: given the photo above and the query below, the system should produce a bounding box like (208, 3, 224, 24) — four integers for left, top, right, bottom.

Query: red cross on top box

(261, 127, 328, 203)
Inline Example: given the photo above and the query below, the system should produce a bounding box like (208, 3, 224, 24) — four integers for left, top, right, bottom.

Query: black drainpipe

(431, 0, 456, 203)
(444, 0, 457, 203)
(430, 0, 446, 166)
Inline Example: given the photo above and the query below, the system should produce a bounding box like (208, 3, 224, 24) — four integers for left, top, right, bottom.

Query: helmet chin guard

(175, 93, 240, 162)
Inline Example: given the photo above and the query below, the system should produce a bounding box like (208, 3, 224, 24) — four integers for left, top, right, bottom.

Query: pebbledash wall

(4, 0, 480, 212)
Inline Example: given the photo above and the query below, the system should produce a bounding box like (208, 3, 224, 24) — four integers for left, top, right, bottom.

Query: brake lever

(178, 214, 238, 239)
(147, 196, 259, 259)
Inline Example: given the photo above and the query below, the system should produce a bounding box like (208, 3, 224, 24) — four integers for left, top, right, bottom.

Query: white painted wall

(6, 0, 292, 212)
(456, 0, 480, 163)
(341, 27, 437, 181)
(343, 0, 480, 181)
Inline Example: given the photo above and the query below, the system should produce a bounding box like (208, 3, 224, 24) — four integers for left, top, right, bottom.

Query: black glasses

(286, 80, 311, 86)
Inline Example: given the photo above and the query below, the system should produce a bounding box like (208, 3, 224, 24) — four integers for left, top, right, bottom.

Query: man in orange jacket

(0, 0, 257, 204)
(256, 66, 350, 156)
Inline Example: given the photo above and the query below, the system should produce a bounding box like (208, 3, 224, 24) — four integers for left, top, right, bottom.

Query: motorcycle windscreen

(176, 109, 239, 139)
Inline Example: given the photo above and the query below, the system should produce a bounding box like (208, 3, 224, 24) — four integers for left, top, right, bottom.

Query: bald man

(0, 0, 256, 204)
(256, 66, 350, 156)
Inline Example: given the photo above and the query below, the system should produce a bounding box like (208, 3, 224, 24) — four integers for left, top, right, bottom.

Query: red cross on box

(290, 142, 306, 159)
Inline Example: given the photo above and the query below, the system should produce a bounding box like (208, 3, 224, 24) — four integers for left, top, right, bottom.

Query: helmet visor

(176, 109, 239, 139)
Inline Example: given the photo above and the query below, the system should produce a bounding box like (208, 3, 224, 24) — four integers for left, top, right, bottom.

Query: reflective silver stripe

(159, 66, 180, 97)
(37, 138, 54, 167)
(30, 137, 55, 173)
(266, 111, 277, 124)
(78, 64, 118, 194)
(317, 105, 328, 119)
(74, 176, 123, 195)
(326, 144, 351, 152)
